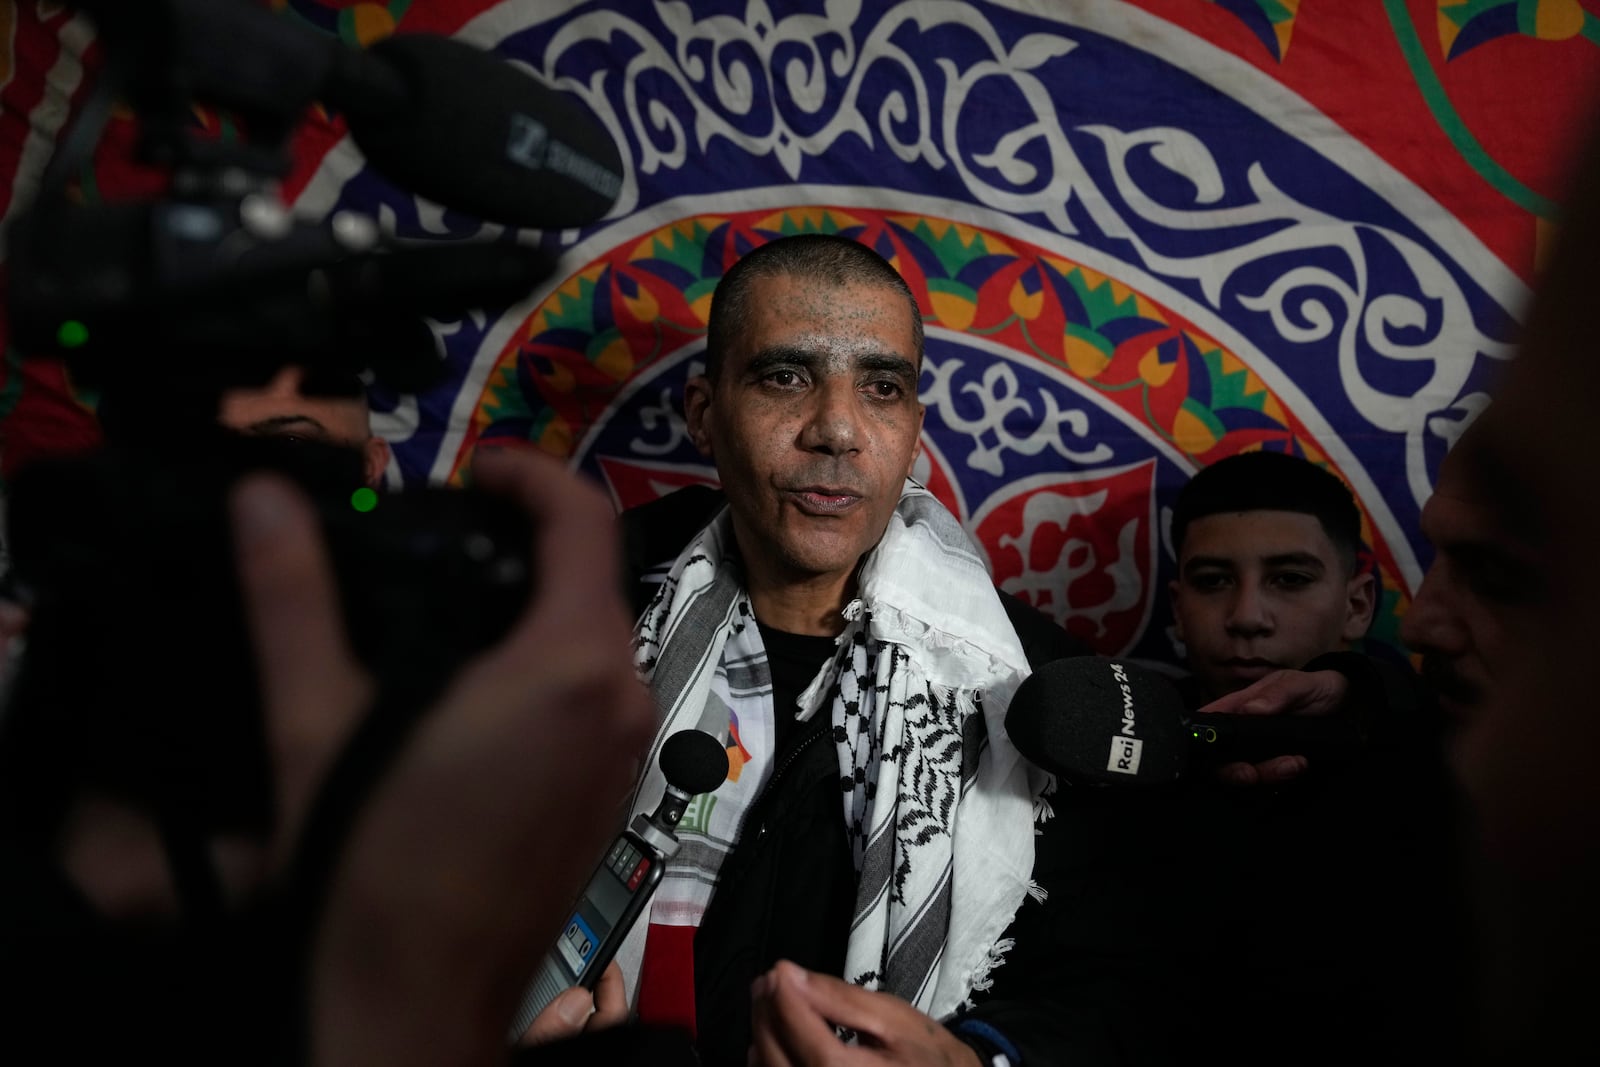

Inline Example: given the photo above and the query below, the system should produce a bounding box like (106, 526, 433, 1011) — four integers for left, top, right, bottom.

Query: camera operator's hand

(231, 448, 653, 1067)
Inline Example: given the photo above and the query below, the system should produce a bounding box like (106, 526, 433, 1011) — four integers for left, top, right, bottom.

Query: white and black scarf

(622, 482, 1044, 1021)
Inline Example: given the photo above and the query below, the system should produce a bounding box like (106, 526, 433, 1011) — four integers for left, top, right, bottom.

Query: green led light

(57, 320, 90, 349)
(350, 487, 379, 513)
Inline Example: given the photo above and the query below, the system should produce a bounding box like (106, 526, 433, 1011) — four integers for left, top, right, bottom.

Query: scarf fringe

(865, 601, 1023, 691)
(967, 936, 1016, 994)
(1032, 772, 1056, 828)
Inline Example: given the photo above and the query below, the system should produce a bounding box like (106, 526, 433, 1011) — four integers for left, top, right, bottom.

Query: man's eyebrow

(1261, 552, 1327, 570)
(1181, 555, 1237, 575)
(744, 346, 820, 377)
(743, 347, 918, 379)
(855, 352, 919, 380)
(1181, 551, 1327, 574)
(1445, 539, 1538, 575)
(242, 414, 328, 435)
(1455, 424, 1549, 546)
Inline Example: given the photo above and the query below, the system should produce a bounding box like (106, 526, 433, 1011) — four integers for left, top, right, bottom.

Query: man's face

(217, 365, 389, 487)
(1171, 510, 1374, 699)
(1399, 447, 1543, 722)
(684, 273, 923, 612)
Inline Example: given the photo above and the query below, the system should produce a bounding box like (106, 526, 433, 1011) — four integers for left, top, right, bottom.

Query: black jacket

(1167, 652, 1470, 1066)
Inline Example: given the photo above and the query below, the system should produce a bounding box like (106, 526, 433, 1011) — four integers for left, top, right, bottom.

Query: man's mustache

(776, 470, 870, 496)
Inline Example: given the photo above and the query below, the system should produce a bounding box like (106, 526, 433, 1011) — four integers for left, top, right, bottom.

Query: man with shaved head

(607, 234, 1147, 1067)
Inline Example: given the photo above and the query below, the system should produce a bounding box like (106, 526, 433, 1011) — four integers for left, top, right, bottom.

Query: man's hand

(516, 962, 629, 1046)
(749, 960, 982, 1067)
(1196, 669, 1349, 786)
(231, 448, 653, 1067)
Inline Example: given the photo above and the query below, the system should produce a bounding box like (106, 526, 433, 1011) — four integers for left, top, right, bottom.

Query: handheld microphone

(1008, 657, 1190, 787)
(331, 34, 624, 230)
(508, 729, 729, 1038)
(1006, 657, 1366, 787)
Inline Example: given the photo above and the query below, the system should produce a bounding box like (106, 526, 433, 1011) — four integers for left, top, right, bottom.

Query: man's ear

(364, 436, 392, 488)
(1341, 571, 1378, 642)
(905, 403, 925, 478)
(683, 375, 715, 458)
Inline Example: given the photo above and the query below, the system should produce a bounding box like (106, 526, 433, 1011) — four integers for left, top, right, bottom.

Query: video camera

(0, 0, 624, 892)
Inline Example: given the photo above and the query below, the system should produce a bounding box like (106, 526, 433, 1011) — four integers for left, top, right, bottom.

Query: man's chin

(770, 526, 875, 575)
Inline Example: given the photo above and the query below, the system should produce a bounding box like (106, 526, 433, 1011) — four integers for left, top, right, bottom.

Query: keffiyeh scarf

(620, 482, 1043, 1024)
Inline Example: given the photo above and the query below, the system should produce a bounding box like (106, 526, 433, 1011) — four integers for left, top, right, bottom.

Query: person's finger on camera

(230, 472, 371, 863)
(462, 448, 651, 763)
(471, 448, 635, 648)
(308, 451, 650, 1067)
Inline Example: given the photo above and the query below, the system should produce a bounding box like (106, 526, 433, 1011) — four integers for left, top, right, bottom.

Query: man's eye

(864, 379, 904, 400)
(1462, 559, 1537, 606)
(764, 369, 804, 388)
(1187, 573, 1230, 592)
(1270, 572, 1316, 590)
(251, 429, 308, 445)
(1450, 547, 1544, 607)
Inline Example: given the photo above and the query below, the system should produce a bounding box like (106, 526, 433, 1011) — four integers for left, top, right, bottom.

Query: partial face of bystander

(217, 365, 391, 487)
(1400, 444, 1545, 723)
(1171, 509, 1375, 700)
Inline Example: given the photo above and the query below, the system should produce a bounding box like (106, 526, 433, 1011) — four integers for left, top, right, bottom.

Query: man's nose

(1224, 583, 1272, 636)
(1400, 564, 1467, 655)
(797, 379, 863, 455)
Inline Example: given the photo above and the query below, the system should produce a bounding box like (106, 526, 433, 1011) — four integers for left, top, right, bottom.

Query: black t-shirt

(756, 622, 838, 756)
(691, 623, 854, 1067)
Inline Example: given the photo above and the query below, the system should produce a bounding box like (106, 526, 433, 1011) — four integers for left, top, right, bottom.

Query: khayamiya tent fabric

(2, 0, 1597, 667)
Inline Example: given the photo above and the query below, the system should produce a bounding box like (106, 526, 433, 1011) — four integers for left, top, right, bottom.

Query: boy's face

(1170, 509, 1375, 700)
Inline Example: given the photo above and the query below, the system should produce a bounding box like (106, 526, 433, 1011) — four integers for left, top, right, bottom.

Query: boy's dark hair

(703, 233, 925, 381)
(1171, 450, 1364, 572)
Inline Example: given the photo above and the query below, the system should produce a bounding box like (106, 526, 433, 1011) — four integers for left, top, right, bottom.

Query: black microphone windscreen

(1008, 657, 1190, 787)
(659, 730, 730, 797)
(322, 242, 558, 316)
(1186, 708, 1367, 767)
(338, 34, 623, 229)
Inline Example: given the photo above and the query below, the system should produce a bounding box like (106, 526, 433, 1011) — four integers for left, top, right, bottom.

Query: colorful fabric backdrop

(3, 0, 1598, 667)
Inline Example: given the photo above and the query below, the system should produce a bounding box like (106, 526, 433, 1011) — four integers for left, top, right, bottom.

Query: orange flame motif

(724, 712, 753, 783)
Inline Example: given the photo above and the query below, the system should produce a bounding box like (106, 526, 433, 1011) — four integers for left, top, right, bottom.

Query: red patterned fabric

(1, 1, 1596, 666)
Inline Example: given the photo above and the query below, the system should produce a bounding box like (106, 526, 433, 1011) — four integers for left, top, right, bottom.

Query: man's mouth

(786, 486, 862, 513)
